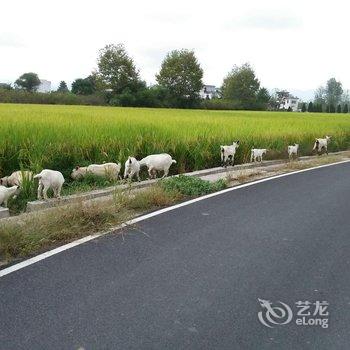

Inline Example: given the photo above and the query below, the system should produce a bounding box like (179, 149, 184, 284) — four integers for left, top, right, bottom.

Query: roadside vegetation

(1, 152, 349, 266)
(1, 104, 349, 179)
(0, 176, 227, 264)
(2, 152, 349, 266)
(1, 103, 349, 213)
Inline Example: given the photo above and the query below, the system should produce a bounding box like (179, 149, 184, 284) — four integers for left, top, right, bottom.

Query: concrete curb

(0, 208, 9, 219)
(25, 159, 286, 213)
(20, 150, 350, 213)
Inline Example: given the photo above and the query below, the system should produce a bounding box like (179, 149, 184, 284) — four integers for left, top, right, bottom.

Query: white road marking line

(1, 159, 349, 278)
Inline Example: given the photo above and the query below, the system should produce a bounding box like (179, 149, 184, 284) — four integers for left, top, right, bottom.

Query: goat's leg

(37, 183, 43, 200)
(222, 155, 226, 167)
(43, 186, 49, 200)
(162, 167, 169, 178)
(56, 185, 62, 199)
(136, 171, 140, 182)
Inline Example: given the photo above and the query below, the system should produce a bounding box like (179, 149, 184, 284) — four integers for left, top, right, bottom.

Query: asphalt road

(1, 162, 350, 350)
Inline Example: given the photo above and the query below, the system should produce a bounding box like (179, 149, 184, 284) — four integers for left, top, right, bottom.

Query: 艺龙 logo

(258, 298, 330, 328)
(258, 298, 293, 328)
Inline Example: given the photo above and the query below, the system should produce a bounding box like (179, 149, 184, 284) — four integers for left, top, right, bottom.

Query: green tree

(325, 78, 343, 107)
(343, 104, 349, 113)
(328, 104, 336, 113)
(221, 63, 260, 109)
(337, 104, 342, 113)
(316, 103, 323, 112)
(156, 49, 203, 108)
(0, 83, 12, 90)
(256, 87, 270, 110)
(301, 103, 307, 112)
(307, 101, 314, 112)
(71, 76, 97, 95)
(96, 44, 141, 94)
(15, 72, 41, 92)
(57, 81, 69, 93)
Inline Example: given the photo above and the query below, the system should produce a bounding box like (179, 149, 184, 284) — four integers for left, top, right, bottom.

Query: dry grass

(226, 169, 264, 183)
(0, 184, 183, 264)
(1, 154, 349, 266)
(284, 153, 350, 171)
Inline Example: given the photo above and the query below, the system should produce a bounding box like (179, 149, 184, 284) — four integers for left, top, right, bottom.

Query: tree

(325, 78, 343, 107)
(301, 103, 307, 112)
(156, 49, 203, 108)
(328, 104, 336, 113)
(314, 86, 326, 111)
(221, 63, 260, 109)
(315, 103, 323, 112)
(96, 44, 141, 94)
(256, 87, 270, 109)
(57, 81, 69, 93)
(71, 76, 97, 95)
(343, 104, 349, 113)
(15, 72, 40, 92)
(0, 83, 12, 90)
(307, 101, 314, 112)
(337, 104, 342, 113)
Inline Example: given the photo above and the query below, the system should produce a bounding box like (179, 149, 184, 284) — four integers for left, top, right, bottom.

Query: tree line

(1, 44, 349, 113)
(0, 44, 270, 110)
(299, 78, 349, 113)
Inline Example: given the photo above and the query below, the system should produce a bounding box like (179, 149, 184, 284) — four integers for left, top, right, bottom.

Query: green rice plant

(0, 103, 349, 210)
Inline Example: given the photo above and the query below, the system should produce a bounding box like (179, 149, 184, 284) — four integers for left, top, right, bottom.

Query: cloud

(229, 13, 303, 30)
(0, 33, 25, 48)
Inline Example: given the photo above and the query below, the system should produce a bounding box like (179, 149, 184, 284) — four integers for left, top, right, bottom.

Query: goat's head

(0, 176, 8, 186)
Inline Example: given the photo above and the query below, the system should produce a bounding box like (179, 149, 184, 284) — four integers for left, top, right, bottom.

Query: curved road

(1, 162, 350, 349)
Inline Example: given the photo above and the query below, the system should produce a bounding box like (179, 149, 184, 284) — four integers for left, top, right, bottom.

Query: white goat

(0, 170, 33, 187)
(250, 149, 267, 162)
(124, 157, 140, 181)
(0, 185, 20, 207)
(34, 169, 65, 200)
(288, 144, 299, 160)
(220, 141, 240, 167)
(71, 162, 121, 180)
(139, 153, 176, 179)
(313, 136, 331, 155)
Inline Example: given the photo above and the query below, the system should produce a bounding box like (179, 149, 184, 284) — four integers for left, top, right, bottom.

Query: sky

(1, 0, 349, 99)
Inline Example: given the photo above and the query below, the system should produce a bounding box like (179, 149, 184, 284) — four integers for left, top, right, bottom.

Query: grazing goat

(71, 163, 121, 180)
(313, 136, 331, 155)
(0, 170, 33, 186)
(139, 153, 176, 179)
(250, 148, 267, 162)
(288, 144, 299, 160)
(220, 141, 240, 167)
(124, 157, 140, 181)
(34, 169, 65, 200)
(0, 185, 20, 207)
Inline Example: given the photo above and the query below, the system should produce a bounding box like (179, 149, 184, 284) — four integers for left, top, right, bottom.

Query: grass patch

(161, 175, 227, 196)
(0, 175, 229, 264)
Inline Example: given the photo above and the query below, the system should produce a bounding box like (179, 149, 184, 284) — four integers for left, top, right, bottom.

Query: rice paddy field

(1, 103, 350, 180)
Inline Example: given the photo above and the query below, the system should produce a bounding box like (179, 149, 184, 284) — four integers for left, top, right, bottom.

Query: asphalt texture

(1, 162, 350, 350)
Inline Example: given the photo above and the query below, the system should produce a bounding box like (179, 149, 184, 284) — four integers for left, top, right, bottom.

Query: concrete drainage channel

(0, 152, 348, 220)
(25, 159, 285, 213)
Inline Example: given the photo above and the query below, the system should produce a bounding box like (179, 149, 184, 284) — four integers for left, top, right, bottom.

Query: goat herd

(0, 136, 332, 208)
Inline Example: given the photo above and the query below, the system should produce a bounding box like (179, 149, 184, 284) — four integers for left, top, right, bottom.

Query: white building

(200, 85, 219, 99)
(278, 92, 299, 111)
(37, 79, 51, 93)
